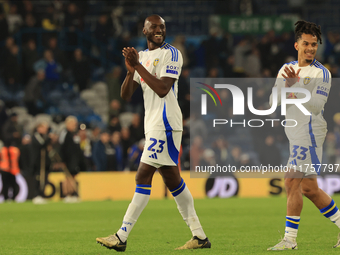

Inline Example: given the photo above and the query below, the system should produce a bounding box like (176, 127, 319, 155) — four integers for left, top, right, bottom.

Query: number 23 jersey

(133, 42, 183, 134)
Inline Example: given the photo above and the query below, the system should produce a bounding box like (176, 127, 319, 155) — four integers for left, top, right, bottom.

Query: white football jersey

(133, 42, 183, 134)
(272, 59, 331, 146)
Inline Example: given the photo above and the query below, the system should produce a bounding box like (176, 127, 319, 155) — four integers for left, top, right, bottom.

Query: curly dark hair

(294, 20, 322, 44)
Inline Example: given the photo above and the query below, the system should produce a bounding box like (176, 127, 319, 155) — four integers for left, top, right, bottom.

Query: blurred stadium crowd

(0, 0, 339, 183)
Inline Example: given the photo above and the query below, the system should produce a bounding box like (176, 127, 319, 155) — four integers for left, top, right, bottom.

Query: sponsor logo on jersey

(303, 76, 311, 85)
(166, 65, 178, 70)
(153, 58, 159, 66)
(316, 85, 329, 97)
(316, 90, 328, 96)
(166, 65, 179, 75)
(146, 60, 151, 67)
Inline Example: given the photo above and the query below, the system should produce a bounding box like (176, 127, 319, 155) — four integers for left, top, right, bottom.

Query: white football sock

(172, 180, 206, 240)
(117, 190, 150, 242)
(284, 216, 300, 242)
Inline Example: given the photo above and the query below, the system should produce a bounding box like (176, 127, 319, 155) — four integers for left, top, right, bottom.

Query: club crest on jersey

(153, 58, 159, 66)
(146, 60, 151, 67)
(303, 76, 311, 85)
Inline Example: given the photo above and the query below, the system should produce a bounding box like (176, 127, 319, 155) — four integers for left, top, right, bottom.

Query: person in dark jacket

(93, 130, 117, 171)
(30, 121, 52, 204)
(71, 48, 90, 91)
(59, 116, 85, 202)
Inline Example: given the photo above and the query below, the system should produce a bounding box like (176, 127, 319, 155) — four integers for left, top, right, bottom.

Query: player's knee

(284, 178, 299, 193)
(135, 165, 154, 185)
(301, 186, 318, 199)
(135, 172, 148, 184)
(284, 178, 296, 188)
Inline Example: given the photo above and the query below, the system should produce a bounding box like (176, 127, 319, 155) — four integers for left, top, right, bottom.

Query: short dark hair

(294, 20, 322, 44)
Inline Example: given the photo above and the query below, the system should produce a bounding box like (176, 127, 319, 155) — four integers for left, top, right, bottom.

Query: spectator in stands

(239, 153, 252, 168)
(172, 35, 189, 67)
(0, 37, 13, 75)
(30, 121, 52, 204)
(127, 139, 144, 171)
(1, 36, 14, 60)
(0, 100, 8, 141)
(213, 137, 232, 165)
(93, 129, 117, 171)
(34, 49, 62, 82)
(111, 131, 123, 170)
(129, 113, 144, 144)
(325, 132, 337, 164)
(108, 114, 121, 133)
(21, 12, 38, 44)
(59, 116, 84, 202)
(78, 125, 93, 171)
(178, 67, 190, 119)
(244, 48, 261, 77)
(333, 113, 340, 161)
(0, 11, 9, 42)
(233, 38, 252, 75)
(47, 37, 67, 70)
(19, 134, 31, 177)
(42, 4, 57, 31)
(6, 3, 23, 34)
(230, 146, 242, 169)
(190, 136, 204, 169)
(111, 6, 123, 37)
(202, 27, 220, 70)
(109, 99, 122, 117)
(259, 135, 281, 167)
(4, 45, 21, 91)
(22, 39, 40, 83)
(199, 149, 216, 167)
(71, 48, 91, 91)
(2, 112, 22, 148)
(64, 3, 83, 45)
(190, 113, 208, 142)
(51, 0, 64, 27)
(89, 125, 101, 144)
(120, 127, 133, 168)
(24, 70, 45, 116)
(95, 14, 114, 44)
(106, 66, 123, 103)
(19, 0, 37, 18)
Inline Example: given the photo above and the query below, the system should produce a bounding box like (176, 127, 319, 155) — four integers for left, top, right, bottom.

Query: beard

(146, 32, 166, 47)
(305, 59, 313, 63)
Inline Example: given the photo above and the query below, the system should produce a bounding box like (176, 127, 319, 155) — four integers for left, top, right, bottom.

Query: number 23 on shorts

(147, 138, 165, 153)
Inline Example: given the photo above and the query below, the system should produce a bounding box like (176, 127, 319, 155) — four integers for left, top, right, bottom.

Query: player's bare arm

(121, 47, 139, 100)
(125, 47, 175, 98)
(282, 66, 301, 87)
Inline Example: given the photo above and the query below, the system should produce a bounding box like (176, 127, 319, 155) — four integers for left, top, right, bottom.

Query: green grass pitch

(1, 195, 340, 254)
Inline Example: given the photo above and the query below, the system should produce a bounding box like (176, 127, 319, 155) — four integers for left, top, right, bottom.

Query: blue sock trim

(324, 206, 339, 218)
(136, 184, 152, 188)
(320, 199, 335, 213)
(320, 200, 339, 218)
(135, 184, 151, 195)
(170, 178, 186, 197)
(285, 216, 300, 230)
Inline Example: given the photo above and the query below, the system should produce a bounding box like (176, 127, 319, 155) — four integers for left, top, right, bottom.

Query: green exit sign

(220, 16, 297, 34)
